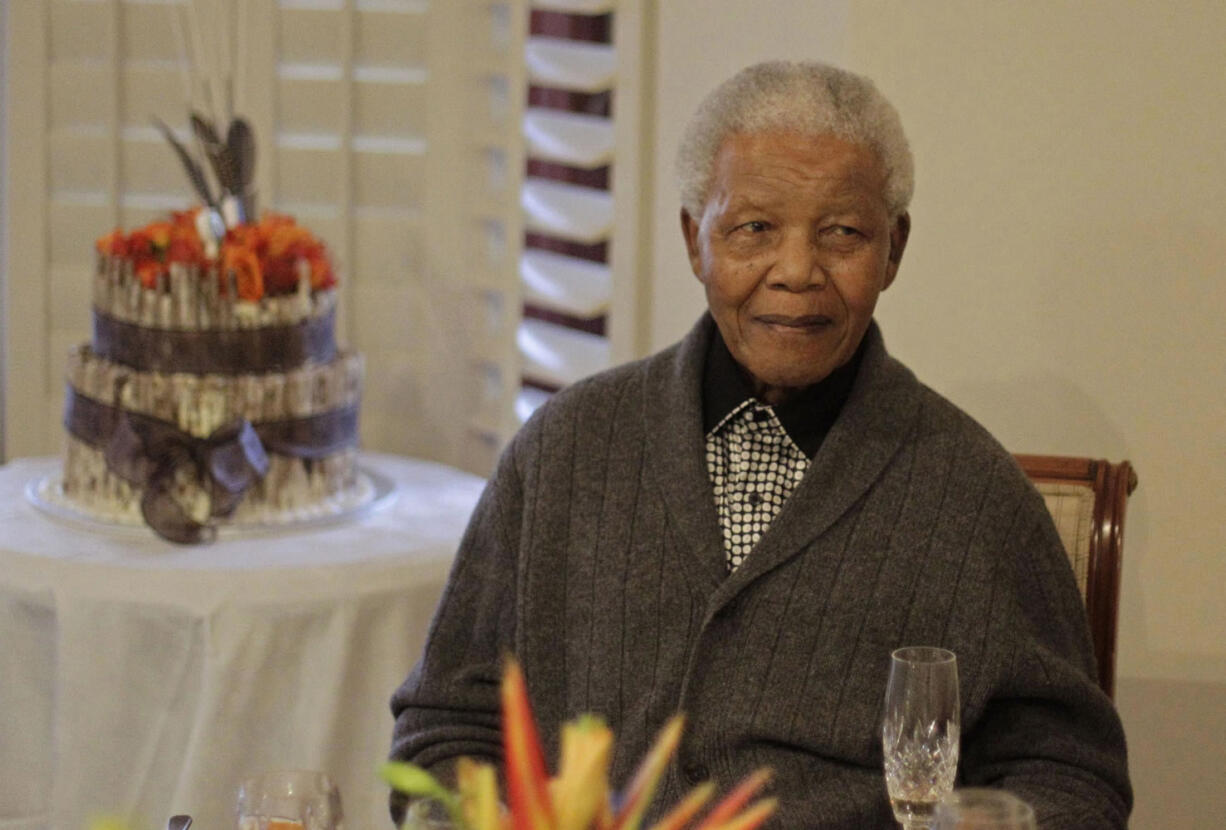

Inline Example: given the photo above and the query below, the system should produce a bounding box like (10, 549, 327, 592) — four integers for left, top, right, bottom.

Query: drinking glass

(236, 770, 344, 830)
(932, 788, 1037, 829)
(882, 646, 960, 829)
(403, 799, 455, 830)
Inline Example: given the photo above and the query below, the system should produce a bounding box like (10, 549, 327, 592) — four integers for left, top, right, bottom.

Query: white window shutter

(515, 4, 620, 425)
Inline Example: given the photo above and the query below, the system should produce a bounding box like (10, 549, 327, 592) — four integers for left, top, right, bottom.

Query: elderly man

(390, 62, 1131, 828)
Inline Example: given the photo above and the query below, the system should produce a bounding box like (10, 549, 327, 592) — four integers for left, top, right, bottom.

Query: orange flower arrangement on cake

(382, 660, 777, 830)
(94, 209, 336, 300)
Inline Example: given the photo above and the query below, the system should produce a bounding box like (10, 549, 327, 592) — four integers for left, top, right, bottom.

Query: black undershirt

(701, 327, 865, 457)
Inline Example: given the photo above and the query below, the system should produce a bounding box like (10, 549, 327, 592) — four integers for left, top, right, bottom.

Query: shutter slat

(521, 176, 613, 244)
(525, 37, 615, 92)
(515, 384, 552, 424)
(518, 317, 611, 388)
(520, 248, 610, 319)
(524, 107, 613, 168)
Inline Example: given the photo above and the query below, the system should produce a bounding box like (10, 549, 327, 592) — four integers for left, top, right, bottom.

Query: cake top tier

(96, 209, 336, 298)
(94, 209, 338, 330)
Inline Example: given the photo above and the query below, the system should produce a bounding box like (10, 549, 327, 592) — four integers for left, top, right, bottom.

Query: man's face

(682, 131, 909, 404)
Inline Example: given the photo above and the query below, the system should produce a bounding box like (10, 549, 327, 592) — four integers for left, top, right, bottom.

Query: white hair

(676, 61, 914, 218)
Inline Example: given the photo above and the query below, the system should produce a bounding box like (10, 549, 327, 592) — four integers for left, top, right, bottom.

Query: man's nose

(770, 232, 826, 289)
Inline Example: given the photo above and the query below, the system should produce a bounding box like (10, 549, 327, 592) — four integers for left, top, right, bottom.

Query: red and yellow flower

(382, 659, 777, 830)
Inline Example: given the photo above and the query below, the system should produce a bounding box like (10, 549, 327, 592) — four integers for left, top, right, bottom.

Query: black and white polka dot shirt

(702, 330, 864, 573)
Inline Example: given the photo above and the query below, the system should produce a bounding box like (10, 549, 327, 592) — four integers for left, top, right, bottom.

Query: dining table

(0, 452, 485, 830)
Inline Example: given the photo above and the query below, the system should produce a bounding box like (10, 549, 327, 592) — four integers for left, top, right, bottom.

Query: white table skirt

(0, 453, 485, 830)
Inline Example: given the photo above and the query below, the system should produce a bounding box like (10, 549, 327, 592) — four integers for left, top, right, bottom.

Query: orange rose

(222, 244, 264, 301)
(145, 221, 174, 250)
(127, 231, 154, 260)
(170, 208, 199, 230)
(307, 252, 335, 290)
(135, 259, 165, 289)
(165, 233, 204, 265)
(95, 229, 128, 257)
(262, 252, 300, 293)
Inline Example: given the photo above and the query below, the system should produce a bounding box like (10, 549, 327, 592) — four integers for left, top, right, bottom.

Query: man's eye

(737, 221, 769, 233)
(829, 225, 860, 236)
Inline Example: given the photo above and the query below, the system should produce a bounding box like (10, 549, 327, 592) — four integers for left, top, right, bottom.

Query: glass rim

(890, 645, 957, 664)
(237, 769, 339, 799)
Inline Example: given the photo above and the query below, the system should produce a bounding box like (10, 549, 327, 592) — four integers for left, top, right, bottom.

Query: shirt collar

(702, 327, 866, 458)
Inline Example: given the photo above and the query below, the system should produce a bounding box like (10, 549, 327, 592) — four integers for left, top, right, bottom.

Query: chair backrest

(1013, 454, 1137, 699)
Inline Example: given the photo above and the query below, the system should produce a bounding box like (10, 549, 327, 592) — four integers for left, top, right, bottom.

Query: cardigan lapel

(709, 322, 926, 609)
(642, 315, 727, 592)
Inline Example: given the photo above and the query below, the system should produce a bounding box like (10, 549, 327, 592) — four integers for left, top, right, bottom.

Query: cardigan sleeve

(961, 491, 1132, 830)
(387, 433, 525, 821)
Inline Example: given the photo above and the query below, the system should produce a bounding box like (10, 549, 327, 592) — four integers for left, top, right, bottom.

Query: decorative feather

(191, 111, 237, 195)
(227, 117, 257, 218)
(154, 117, 216, 208)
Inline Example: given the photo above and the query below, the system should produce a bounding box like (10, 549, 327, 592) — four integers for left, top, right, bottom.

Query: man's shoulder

(524, 337, 688, 423)
(904, 375, 1035, 496)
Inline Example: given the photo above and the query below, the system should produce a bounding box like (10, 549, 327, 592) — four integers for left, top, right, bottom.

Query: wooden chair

(1014, 455, 1138, 699)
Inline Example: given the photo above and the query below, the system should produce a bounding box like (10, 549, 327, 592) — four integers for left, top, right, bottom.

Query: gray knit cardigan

(390, 316, 1131, 829)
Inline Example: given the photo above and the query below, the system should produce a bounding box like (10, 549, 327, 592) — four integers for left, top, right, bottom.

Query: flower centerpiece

(382, 660, 777, 830)
(96, 210, 335, 301)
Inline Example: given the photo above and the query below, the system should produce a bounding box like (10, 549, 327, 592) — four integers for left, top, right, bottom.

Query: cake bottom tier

(60, 345, 366, 538)
(61, 435, 367, 527)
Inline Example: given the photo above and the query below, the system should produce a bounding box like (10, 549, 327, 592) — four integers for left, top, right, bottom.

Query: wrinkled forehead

(707, 130, 891, 207)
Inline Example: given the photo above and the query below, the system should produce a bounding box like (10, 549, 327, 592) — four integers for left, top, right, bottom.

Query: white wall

(646, 1, 1226, 826)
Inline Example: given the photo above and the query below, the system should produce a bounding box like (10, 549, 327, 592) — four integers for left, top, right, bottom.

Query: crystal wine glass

(236, 769, 344, 830)
(403, 799, 456, 830)
(932, 788, 1037, 829)
(882, 646, 960, 829)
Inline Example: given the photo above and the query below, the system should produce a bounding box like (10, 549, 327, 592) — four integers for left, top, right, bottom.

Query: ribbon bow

(104, 412, 270, 544)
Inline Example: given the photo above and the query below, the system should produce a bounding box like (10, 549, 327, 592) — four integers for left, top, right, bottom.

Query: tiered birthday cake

(57, 209, 366, 543)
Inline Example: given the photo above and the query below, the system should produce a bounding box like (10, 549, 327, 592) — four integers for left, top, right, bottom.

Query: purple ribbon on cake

(64, 390, 359, 544)
(92, 307, 337, 374)
(105, 413, 269, 544)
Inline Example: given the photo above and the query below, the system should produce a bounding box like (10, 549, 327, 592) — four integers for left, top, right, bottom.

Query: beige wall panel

(351, 216, 423, 285)
(277, 77, 345, 132)
(120, 200, 184, 230)
(276, 7, 345, 65)
(119, 3, 183, 61)
(351, 151, 426, 209)
(49, 131, 110, 194)
(120, 137, 197, 196)
(274, 146, 343, 205)
(353, 8, 428, 67)
(49, 1, 112, 61)
(49, 63, 111, 126)
(47, 201, 109, 267)
(48, 264, 91, 336)
(350, 283, 418, 353)
(352, 80, 427, 137)
(121, 65, 187, 127)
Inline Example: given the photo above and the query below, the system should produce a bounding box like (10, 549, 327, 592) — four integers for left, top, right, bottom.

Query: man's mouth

(755, 313, 833, 329)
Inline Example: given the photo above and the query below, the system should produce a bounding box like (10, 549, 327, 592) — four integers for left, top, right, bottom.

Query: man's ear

(681, 208, 704, 279)
(883, 212, 910, 290)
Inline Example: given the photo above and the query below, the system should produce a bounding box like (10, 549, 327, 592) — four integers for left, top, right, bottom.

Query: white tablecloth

(0, 453, 485, 830)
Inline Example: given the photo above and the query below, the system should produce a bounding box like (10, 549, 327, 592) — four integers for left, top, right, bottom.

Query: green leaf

(379, 762, 456, 804)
